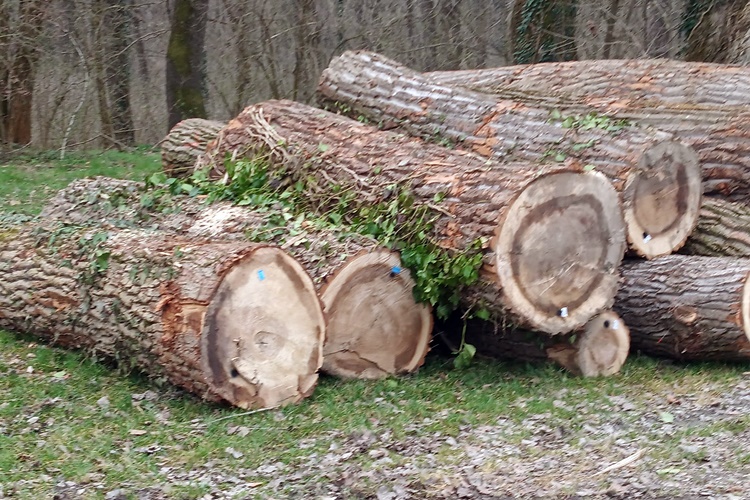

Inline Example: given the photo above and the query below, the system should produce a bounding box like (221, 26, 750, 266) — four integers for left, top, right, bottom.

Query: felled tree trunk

(0, 219, 326, 408)
(201, 99, 627, 334)
(317, 51, 703, 259)
(426, 58, 750, 107)
(426, 73, 750, 200)
(682, 198, 750, 257)
(41, 177, 433, 380)
(441, 311, 630, 377)
(161, 118, 225, 178)
(615, 255, 750, 362)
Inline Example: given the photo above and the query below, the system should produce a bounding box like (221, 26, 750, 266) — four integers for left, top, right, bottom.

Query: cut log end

(201, 247, 325, 409)
(623, 141, 702, 258)
(495, 171, 626, 334)
(575, 311, 630, 377)
(320, 251, 433, 379)
(161, 118, 226, 178)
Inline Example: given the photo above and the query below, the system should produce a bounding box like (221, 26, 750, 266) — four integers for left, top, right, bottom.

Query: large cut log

(440, 311, 630, 377)
(201, 100, 627, 334)
(426, 73, 750, 200)
(41, 177, 433, 379)
(0, 219, 326, 408)
(426, 58, 750, 107)
(161, 118, 226, 178)
(317, 51, 702, 258)
(682, 198, 750, 257)
(615, 255, 750, 361)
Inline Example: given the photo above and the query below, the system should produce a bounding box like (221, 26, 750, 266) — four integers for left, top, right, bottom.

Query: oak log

(317, 51, 702, 258)
(0, 219, 326, 408)
(615, 255, 750, 361)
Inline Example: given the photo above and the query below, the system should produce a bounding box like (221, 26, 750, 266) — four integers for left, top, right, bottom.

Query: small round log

(0, 220, 326, 409)
(42, 177, 433, 379)
(161, 118, 226, 178)
(440, 310, 630, 376)
(615, 255, 750, 362)
(320, 250, 433, 379)
(317, 51, 703, 259)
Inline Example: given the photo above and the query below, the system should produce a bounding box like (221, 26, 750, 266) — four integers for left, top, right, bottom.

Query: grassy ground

(0, 148, 160, 215)
(1, 150, 749, 498)
(1, 329, 747, 499)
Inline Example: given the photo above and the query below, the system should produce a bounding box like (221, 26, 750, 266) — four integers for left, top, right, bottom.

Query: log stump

(615, 255, 750, 362)
(161, 118, 225, 178)
(41, 177, 433, 379)
(317, 51, 702, 258)
(200, 100, 627, 334)
(0, 219, 326, 408)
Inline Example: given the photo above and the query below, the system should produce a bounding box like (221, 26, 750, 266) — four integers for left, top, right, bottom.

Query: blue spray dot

(390, 266, 402, 276)
(258, 270, 265, 281)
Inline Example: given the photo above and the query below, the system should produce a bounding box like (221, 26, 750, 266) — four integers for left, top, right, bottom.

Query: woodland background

(1, 0, 749, 153)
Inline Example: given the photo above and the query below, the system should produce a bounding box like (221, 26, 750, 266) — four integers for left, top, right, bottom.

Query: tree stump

(41, 177, 433, 379)
(682, 198, 750, 257)
(161, 118, 225, 178)
(0, 219, 326, 408)
(426, 58, 750, 107)
(615, 255, 750, 362)
(317, 51, 702, 258)
(200, 100, 627, 334)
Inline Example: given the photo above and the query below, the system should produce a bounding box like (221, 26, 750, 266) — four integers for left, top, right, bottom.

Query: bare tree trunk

(106, 0, 135, 146)
(682, 0, 748, 62)
(166, 0, 209, 129)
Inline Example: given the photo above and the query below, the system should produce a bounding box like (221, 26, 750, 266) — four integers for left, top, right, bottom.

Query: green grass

(1, 328, 747, 498)
(0, 148, 160, 214)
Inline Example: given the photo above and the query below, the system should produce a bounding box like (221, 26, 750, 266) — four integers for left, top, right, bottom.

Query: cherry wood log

(426, 74, 750, 200)
(615, 255, 750, 361)
(41, 177, 433, 379)
(426, 58, 750, 107)
(201, 99, 627, 334)
(317, 51, 702, 259)
(0, 219, 326, 408)
(161, 118, 225, 178)
(441, 311, 629, 376)
(682, 198, 750, 257)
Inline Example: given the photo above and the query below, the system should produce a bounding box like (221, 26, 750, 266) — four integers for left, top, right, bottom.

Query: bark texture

(42, 177, 433, 379)
(0, 218, 326, 408)
(682, 198, 750, 257)
(427, 72, 750, 200)
(200, 99, 626, 334)
(615, 255, 750, 361)
(317, 51, 702, 258)
(426, 58, 750, 107)
(161, 118, 225, 177)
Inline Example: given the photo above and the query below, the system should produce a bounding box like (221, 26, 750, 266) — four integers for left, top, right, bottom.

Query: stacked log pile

(3, 51, 750, 409)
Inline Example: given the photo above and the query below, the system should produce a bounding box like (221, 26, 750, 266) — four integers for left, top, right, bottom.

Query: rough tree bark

(41, 177, 433, 380)
(0, 219, 326, 409)
(200, 99, 627, 334)
(426, 57, 750, 107)
(317, 51, 702, 259)
(161, 118, 226, 177)
(427, 64, 750, 199)
(615, 255, 750, 362)
(682, 198, 750, 257)
(441, 311, 629, 376)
